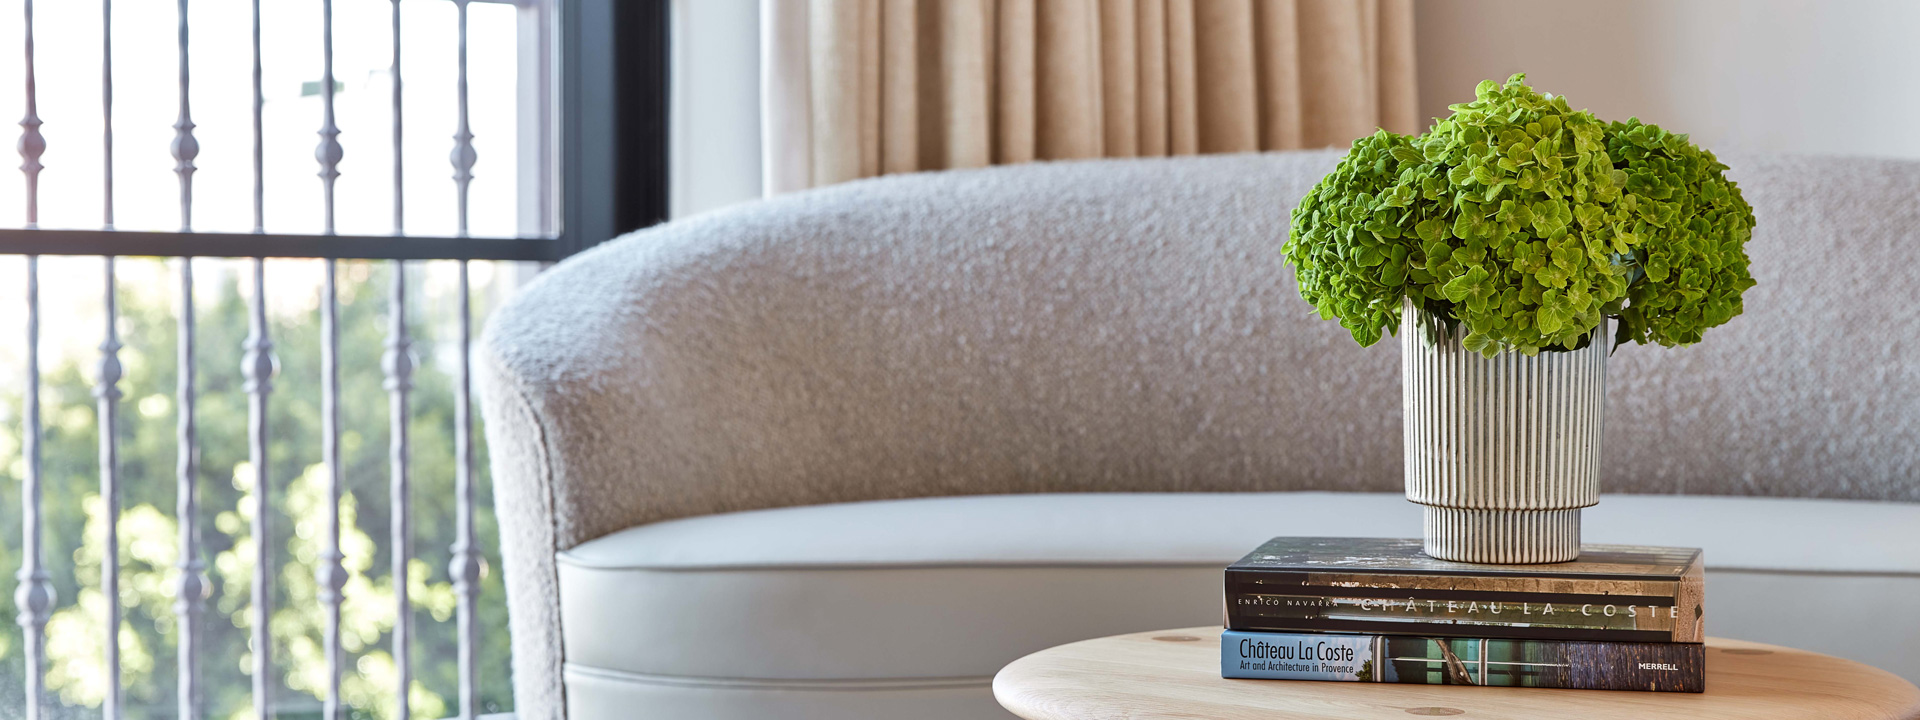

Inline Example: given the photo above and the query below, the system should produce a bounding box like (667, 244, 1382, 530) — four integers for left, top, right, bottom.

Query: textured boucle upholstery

(479, 151, 1920, 720)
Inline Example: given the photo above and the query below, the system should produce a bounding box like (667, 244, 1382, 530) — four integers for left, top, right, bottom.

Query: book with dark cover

(1221, 630, 1705, 693)
(1225, 538, 1704, 643)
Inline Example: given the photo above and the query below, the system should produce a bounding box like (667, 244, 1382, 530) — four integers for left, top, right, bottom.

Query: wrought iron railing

(0, 0, 648, 718)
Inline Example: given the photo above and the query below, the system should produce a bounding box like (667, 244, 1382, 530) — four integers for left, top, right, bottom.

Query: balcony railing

(0, 0, 661, 718)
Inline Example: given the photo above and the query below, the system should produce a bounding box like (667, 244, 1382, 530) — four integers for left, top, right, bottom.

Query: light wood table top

(993, 626, 1920, 720)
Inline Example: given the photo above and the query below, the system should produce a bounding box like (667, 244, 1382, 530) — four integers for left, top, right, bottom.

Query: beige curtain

(762, 0, 1417, 195)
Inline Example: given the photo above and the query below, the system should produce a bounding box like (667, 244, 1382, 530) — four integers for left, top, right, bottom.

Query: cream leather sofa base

(562, 666, 1003, 720)
(555, 492, 1920, 719)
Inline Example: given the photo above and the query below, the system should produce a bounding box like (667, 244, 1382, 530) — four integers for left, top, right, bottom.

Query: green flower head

(1284, 74, 1756, 357)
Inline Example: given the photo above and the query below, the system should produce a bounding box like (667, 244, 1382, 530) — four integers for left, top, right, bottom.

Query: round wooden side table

(993, 627, 1920, 720)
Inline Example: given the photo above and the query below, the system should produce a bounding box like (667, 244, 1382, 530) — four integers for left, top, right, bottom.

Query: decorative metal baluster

(98, 2, 125, 719)
(97, 258, 123, 720)
(98, 267, 124, 720)
(170, 3, 207, 719)
(251, 0, 264, 234)
(239, 262, 273, 720)
(449, 3, 481, 718)
(319, 261, 345, 720)
(385, 270, 413, 720)
(244, 2, 274, 720)
(102, 0, 113, 231)
(317, 0, 341, 236)
(452, 0, 475, 236)
(174, 0, 197, 232)
(15, 3, 52, 720)
(18, 0, 39, 231)
(175, 258, 206, 720)
(391, 0, 403, 232)
(385, 4, 415, 719)
(316, 3, 347, 720)
(450, 268, 479, 720)
(16, 263, 50, 720)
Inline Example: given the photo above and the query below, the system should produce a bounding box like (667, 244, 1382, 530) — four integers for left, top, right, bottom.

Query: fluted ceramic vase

(1402, 299, 1607, 564)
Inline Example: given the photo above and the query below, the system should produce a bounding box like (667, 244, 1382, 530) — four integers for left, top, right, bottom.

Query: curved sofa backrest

(481, 150, 1920, 552)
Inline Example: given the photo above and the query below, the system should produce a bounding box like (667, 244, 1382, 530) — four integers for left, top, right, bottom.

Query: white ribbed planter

(1402, 299, 1607, 564)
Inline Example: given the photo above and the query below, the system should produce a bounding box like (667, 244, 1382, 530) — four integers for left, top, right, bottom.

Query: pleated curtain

(762, 0, 1418, 195)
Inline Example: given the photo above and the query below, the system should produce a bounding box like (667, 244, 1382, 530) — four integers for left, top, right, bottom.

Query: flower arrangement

(1285, 74, 1756, 356)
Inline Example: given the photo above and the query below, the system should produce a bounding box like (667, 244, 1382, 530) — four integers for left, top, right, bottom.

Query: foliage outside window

(0, 260, 512, 720)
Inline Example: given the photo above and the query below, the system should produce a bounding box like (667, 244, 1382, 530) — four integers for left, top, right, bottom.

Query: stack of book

(1219, 537, 1707, 693)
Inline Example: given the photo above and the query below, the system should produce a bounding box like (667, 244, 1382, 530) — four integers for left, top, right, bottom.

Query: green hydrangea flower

(1285, 129, 1422, 347)
(1605, 118, 1758, 347)
(1284, 74, 1756, 357)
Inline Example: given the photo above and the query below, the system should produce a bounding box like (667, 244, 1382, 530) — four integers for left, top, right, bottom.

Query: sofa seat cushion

(556, 491, 1920, 690)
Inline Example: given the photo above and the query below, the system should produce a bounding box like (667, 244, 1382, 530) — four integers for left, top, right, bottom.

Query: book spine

(1225, 569, 1695, 643)
(1221, 630, 1704, 693)
(1225, 595, 1684, 643)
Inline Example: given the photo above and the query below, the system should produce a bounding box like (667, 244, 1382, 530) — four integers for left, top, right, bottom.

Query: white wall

(1415, 0, 1920, 158)
(669, 0, 764, 219)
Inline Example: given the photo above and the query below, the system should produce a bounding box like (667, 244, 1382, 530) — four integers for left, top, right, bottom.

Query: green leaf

(1355, 245, 1385, 267)
(1452, 212, 1478, 241)
(1531, 138, 1555, 166)
(1462, 331, 1498, 356)
(1379, 261, 1406, 286)
(1349, 321, 1383, 347)
(1530, 199, 1571, 236)
(1645, 254, 1670, 282)
(1574, 203, 1604, 229)
(1471, 165, 1500, 186)
(1442, 266, 1490, 303)
(1449, 163, 1475, 186)
(1550, 241, 1582, 271)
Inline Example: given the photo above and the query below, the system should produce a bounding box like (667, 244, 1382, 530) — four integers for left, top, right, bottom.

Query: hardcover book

(1221, 630, 1704, 693)
(1225, 538, 1704, 643)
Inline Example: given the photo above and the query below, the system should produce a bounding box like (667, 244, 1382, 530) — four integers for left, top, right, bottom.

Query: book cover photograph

(1225, 538, 1705, 643)
(1221, 630, 1706, 693)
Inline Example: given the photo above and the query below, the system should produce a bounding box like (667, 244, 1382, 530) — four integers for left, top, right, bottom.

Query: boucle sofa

(479, 150, 1920, 720)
